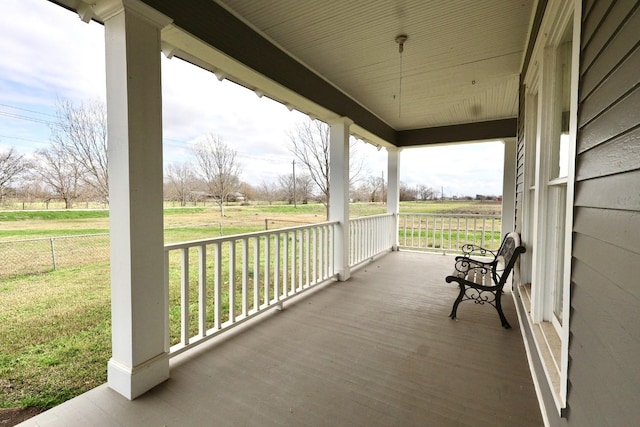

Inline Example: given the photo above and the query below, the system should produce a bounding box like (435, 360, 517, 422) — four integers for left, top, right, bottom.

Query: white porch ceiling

(216, 0, 535, 132)
(51, 0, 537, 146)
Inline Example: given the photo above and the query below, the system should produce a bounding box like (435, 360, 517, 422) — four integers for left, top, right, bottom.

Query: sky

(0, 0, 504, 198)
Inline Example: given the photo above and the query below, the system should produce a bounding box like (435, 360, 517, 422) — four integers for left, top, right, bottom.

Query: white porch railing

(349, 213, 396, 267)
(168, 212, 497, 357)
(398, 213, 501, 253)
(164, 221, 337, 356)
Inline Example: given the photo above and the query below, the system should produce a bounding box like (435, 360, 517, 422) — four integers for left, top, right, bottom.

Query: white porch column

(387, 148, 401, 250)
(329, 118, 352, 281)
(102, 2, 171, 400)
(501, 138, 517, 237)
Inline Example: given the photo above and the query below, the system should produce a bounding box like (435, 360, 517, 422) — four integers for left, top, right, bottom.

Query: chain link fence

(0, 234, 110, 278)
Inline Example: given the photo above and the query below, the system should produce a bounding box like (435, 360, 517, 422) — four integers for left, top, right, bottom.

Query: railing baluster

(312, 227, 317, 284)
(465, 217, 469, 246)
(426, 215, 431, 249)
(180, 248, 189, 346)
(318, 227, 324, 281)
(274, 233, 280, 302)
(410, 215, 415, 247)
(214, 242, 221, 330)
(198, 245, 206, 338)
(491, 217, 496, 250)
(481, 218, 487, 248)
(351, 221, 356, 265)
(229, 241, 236, 323)
(298, 230, 303, 290)
(253, 237, 260, 312)
(164, 250, 170, 352)
(328, 224, 334, 276)
(405, 215, 410, 247)
(264, 235, 270, 307)
(242, 238, 249, 318)
(356, 220, 361, 264)
(305, 228, 310, 288)
(290, 231, 296, 294)
(283, 232, 289, 298)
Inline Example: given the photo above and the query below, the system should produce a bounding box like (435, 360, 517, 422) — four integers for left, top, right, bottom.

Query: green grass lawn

(0, 200, 500, 410)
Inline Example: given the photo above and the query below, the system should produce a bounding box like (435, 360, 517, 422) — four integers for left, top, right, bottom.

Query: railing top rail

(399, 213, 500, 219)
(164, 220, 339, 251)
(350, 213, 395, 221)
(0, 233, 110, 244)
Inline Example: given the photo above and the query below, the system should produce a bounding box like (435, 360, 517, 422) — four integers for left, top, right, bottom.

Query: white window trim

(518, 0, 581, 416)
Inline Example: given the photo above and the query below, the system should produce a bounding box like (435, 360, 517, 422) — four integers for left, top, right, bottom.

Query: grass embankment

(0, 201, 500, 410)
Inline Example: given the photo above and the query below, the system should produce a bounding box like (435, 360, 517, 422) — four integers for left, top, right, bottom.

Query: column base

(337, 268, 351, 281)
(107, 352, 169, 400)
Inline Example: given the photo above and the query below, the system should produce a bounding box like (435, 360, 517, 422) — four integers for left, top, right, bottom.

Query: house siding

(568, 1, 640, 426)
(516, 1, 640, 425)
(515, 77, 525, 232)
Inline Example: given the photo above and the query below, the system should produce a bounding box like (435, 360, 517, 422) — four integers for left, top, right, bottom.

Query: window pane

(552, 184, 567, 323)
(552, 25, 572, 180)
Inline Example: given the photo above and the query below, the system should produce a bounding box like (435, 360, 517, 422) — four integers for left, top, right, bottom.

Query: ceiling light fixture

(395, 34, 408, 118)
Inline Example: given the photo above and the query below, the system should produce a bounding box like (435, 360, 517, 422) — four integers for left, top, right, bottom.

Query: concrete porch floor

(21, 251, 542, 426)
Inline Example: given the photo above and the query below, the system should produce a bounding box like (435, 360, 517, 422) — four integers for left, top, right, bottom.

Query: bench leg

(449, 284, 465, 320)
(494, 290, 511, 329)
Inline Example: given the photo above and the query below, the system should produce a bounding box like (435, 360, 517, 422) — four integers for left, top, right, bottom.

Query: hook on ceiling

(395, 35, 408, 53)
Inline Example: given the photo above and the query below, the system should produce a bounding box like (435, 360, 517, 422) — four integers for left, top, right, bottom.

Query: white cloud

(0, 0, 505, 196)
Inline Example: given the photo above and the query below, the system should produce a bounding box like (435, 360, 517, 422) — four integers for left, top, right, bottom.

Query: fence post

(265, 218, 269, 230)
(50, 237, 57, 271)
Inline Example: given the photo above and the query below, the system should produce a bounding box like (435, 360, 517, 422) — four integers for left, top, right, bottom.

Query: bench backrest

(493, 232, 525, 287)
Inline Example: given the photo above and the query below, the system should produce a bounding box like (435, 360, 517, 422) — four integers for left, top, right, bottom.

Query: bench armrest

(451, 257, 494, 279)
(460, 243, 497, 258)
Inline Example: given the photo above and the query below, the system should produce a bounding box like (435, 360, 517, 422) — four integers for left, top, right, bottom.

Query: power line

(0, 103, 58, 118)
(0, 110, 58, 127)
(0, 134, 48, 144)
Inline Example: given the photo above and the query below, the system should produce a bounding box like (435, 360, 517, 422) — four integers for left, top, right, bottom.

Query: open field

(0, 201, 501, 412)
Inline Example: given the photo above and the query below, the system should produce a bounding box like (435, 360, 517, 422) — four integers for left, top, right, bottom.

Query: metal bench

(445, 232, 525, 329)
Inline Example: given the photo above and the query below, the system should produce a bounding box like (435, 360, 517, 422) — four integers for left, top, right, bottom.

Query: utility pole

(292, 159, 297, 208)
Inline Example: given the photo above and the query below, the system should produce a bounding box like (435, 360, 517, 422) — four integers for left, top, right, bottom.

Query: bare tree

(165, 161, 197, 207)
(34, 147, 82, 209)
(256, 180, 280, 205)
(288, 117, 365, 218)
(399, 181, 417, 201)
(239, 182, 256, 203)
(367, 175, 384, 202)
(417, 184, 434, 201)
(0, 147, 30, 202)
(278, 172, 314, 205)
(50, 99, 109, 204)
(192, 134, 241, 216)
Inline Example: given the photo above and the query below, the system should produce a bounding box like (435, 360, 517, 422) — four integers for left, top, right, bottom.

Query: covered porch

(23, 251, 542, 426)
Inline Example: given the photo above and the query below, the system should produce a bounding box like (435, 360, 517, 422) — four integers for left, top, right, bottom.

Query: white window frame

(519, 0, 580, 416)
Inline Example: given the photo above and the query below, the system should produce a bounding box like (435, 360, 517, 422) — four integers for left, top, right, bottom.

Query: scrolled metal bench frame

(445, 232, 525, 329)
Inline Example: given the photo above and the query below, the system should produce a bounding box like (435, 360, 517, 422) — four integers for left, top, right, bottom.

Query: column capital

(77, 0, 172, 28)
(327, 117, 354, 127)
(386, 146, 404, 153)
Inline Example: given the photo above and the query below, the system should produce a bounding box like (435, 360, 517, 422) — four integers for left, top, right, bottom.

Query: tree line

(1, 99, 448, 216)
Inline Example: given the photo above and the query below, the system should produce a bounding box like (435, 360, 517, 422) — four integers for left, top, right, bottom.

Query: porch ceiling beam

(144, 0, 397, 145)
(396, 118, 518, 147)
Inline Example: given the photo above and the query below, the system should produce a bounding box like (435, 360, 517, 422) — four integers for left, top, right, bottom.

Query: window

(518, 0, 579, 416)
